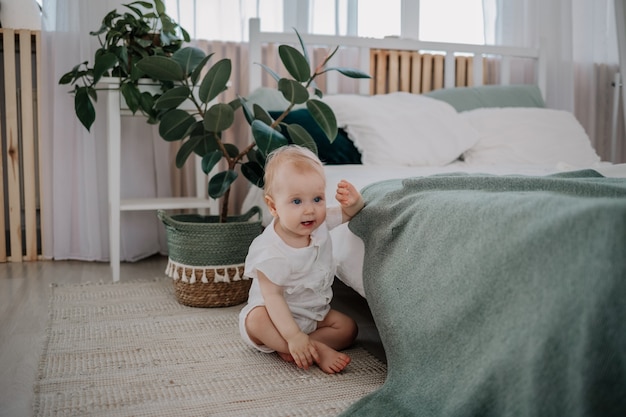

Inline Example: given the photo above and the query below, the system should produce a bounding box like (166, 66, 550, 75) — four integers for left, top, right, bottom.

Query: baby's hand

(336, 180, 365, 221)
(335, 180, 360, 207)
(287, 332, 320, 370)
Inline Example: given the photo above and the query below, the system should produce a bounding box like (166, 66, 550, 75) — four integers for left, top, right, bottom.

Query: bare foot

(311, 341, 351, 374)
(277, 352, 294, 363)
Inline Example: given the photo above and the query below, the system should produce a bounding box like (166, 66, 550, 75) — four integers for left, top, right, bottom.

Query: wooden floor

(0, 255, 384, 417)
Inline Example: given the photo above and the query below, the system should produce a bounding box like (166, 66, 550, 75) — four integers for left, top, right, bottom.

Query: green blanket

(341, 170, 626, 417)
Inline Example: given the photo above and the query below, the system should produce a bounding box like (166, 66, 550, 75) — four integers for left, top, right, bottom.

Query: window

(419, 0, 486, 44)
(310, 0, 486, 43)
(165, 0, 486, 44)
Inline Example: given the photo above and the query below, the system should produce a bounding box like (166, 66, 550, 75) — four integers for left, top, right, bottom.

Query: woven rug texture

(34, 279, 386, 417)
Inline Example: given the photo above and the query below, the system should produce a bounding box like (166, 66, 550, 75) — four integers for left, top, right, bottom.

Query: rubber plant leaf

(239, 97, 255, 125)
(306, 99, 337, 142)
(171, 47, 206, 76)
(279, 44, 310, 82)
(252, 119, 288, 158)
(224, 143, 240, 158)
(241, 161, 265, 188)
(136, 55, 185, 81)
(286, 124, 318, 154)
(154, 85, 191, 110)
(175, 135, 204, 168)
(208, 170, 238, 199)
(203, 103, 235, 132)
(324, 67, 372, 79)
(253, 104, 274, 127)
(190, 53, 214, 85)
(201, 150, 223, 174)
(159, 109, 196, 141)
(199, 58, 231, 104)
(278, 78, 309, 104)
(294, 28, 310, 67)
(257, 63, 281, 83)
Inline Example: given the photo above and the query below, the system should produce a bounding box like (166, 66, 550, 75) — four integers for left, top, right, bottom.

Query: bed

(243, 19, 626, 416)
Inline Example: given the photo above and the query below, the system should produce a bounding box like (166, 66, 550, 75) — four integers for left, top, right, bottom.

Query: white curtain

(41, 0, 173, 262)
(486, 0, 623, 162)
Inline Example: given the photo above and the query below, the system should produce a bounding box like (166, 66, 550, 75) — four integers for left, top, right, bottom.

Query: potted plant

(144, 37, 368, 307)
(58, 0, 190, 131)
(60, 0, 369, 307)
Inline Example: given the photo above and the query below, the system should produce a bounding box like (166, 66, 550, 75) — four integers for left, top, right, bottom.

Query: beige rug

(34, 279, 386, 416)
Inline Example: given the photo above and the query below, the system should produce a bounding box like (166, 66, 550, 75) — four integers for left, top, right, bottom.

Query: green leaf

(202, 150, 223, 174)
(251, 119, 288, 158)
(203, 103, 234, 132)
(172, 47, 206, 76)
(158, 109, 196, 141)
(306, 99, 337, 142)
(190, 53, 214, 85)
(239, 97, 254, 125)
(74, 87, 96, 131)
(286, 124, 318, 154)
(199, 58, 231, 104)
(324, 67, 371, 79)
(188, 122, 220, 156)
(153, 0, 166, 14)
(279, 44, 310, 82)
(92, 52, 118, 83)
(208, 170, 238, 199)
(278, 79, 309, 104)
(136, 56, 184, 81)
(224, 143, 240, 158)
(257, 63, 281, 83)
(120, 82, 141, 113)
(241, 161, 264, 188)
(154, 85, 191, 110)
(139, 91, 156, 115)
(175, 135, 203, 168)
(294, 28, 310, 67)
(253, 104, 274, 126)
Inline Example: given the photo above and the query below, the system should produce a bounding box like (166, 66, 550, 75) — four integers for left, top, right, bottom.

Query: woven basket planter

(158, 207, 262, 308)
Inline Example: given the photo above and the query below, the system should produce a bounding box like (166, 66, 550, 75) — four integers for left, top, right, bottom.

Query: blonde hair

(264, 145, 324, 197)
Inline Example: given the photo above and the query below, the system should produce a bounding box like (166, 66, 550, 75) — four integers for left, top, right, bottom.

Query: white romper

(239, 206, 343, 352)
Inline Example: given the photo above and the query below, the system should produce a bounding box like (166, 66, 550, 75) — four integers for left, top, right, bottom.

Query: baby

(238, 145, 365, 374)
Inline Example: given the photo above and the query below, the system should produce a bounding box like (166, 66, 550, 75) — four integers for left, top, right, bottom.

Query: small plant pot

(158, 206, 262, 307)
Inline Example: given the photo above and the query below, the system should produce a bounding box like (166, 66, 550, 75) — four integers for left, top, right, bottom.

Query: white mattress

(242, 161, 626, 298)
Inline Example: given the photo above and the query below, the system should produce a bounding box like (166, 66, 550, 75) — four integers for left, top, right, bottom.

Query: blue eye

(314, 196, 322, 203)
(292, 198, 302, 205)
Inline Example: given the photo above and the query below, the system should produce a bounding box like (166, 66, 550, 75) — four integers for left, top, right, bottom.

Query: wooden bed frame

(248, 17, 547, 99)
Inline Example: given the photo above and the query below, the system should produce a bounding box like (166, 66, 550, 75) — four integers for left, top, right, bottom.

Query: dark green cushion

(425, 84, 545, 112)
(269, 109, 362, 164)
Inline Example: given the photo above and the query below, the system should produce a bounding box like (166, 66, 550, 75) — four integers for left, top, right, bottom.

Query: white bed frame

(248, 17, 547, 99)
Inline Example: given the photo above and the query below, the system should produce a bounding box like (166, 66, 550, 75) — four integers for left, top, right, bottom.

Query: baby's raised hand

(335, 180, 360, 207)
(336, 180, 365, 220)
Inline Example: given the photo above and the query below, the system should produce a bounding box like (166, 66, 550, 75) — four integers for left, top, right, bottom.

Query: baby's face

(266, 164, 327, 247)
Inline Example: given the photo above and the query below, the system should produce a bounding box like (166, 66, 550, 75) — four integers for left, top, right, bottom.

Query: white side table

(103, 78, 216, 281)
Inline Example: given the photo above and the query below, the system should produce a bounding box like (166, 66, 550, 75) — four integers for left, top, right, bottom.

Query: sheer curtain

(41, 0, 174, 262)
(485, 0, 623, 162)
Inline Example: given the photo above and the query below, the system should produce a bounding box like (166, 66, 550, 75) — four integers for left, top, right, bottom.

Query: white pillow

(461, 108, 601, 166)
(323, 92, 479, 166)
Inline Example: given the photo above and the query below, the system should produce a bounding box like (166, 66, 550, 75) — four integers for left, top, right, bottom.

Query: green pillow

(269, 109, 362, 164)
(425, 85, 545, 112)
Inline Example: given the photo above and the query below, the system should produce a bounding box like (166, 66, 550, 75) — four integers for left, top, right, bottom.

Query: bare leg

(245, 306, 358, 374)
(308, 309, 358, 373)
(245, 306, 291, 360)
